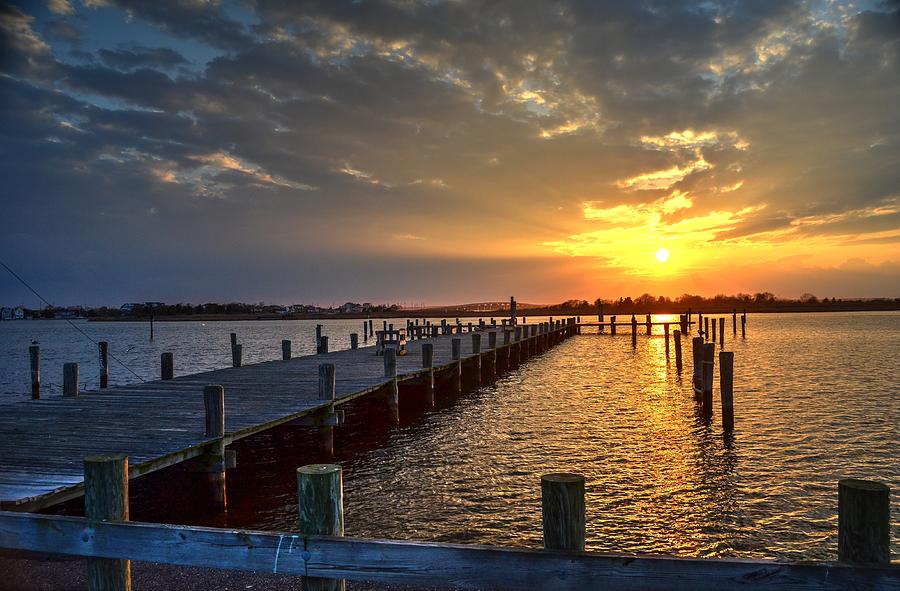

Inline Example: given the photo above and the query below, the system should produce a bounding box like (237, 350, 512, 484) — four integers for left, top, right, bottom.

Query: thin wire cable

(0, 258, 146, 383)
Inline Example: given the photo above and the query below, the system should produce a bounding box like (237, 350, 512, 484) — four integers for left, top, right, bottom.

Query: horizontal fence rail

(0, 512, 897, 591)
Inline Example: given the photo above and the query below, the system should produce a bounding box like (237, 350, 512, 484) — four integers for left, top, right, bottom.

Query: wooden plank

(0, 513, 896, 591)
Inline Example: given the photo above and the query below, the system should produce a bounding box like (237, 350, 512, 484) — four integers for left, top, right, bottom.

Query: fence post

(541, 473, 586, 552)
(297, 464, 345, 591)
(85, 454, 131, 591)
(838, 479, 890, 564)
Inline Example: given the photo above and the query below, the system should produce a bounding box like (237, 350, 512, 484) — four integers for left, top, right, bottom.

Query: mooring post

(230, 332, 237, 347)
(541, 473, 586, 552)
(316, 324, 323, 354)
(664, 323, 670, 357)
(318, 363, 336, 455)
(231, 343, 242, 368)
(630, 315, 637, 348)
(681, 314, 688, 335)
(720, 351, 734, 431)
(320, 336, 329, 354)
(203, 384, 226, 511)
(838, 479, 890, 564)
(741, 311, 746, 338)
(161, 352, 174, 380)
(29, 344, 40, 400)
(98, 341, 109, 389)
(85, 454, 131, 591)
(674, 329, 683, 371)
(711, 318, 716, 343)
(384, 347, 399, 423)
(732, 309, 737, 335)
(369, 319, 373, 335)
(297, 464, 345, 591)
(598, 302, 604, 333)
(610, 315, 617, 336)
(63, 362, 79, 397)
(282, 339, 292, 360)
(349, 333, 358, 350)
(719, 318, 725, 347)
(704, 316, 710, 341)
(421, 343, 435, 406)
(701, 343, 715, 419)
(691, 337, 703, 398)
(451, 338, 463, 394)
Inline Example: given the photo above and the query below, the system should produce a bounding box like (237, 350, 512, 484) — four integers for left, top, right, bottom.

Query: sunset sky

(1, 0, 899, 306)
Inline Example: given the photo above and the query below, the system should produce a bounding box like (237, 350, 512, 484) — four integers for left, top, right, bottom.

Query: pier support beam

(541, 473, 585, 552)
(202, 385, 226, 512)
(85, 455, 130, 591)
(297, 464, 345, 591)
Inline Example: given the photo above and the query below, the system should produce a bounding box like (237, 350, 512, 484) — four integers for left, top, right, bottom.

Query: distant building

(120, 303, 140, 315)
(340, 302, 364, 314)
(0, 307, 11, 321)
(13, 307, 25, 320)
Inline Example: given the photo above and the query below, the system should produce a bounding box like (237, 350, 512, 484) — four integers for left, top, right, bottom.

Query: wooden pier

(0, 319, 577, 511)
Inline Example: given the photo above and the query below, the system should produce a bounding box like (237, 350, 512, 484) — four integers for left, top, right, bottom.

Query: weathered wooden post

(369, 319, 373, 335)
(503, 329, 511, 346)
(29, 344, 40, 400)
(711, 318, 717, 343)
(98, 341, 109, 389)
(645, 313, 651, 335)
(231, 343, 242, 368)
(510, 296, 517, 325)
(701, 344, 715, 419)
(471, 333, 482, 386)
(320, 335, 329, 354)
(732, 309, 737, 335)
(487, 331, 497, 380)
(384, 347, 399, 423)
(230, 332, 237, 347)
(664, 323, 670, 357)
(422, 343, 434, 406)
(203, 385, 226, 511)
(297, 464, 345, 591)
(63, 362, 79, 397)
(680, 314, 688, 335)
(610, 315, 617, 336)
(282, 339, 292, 360)
(630, 315, 637, 348)
(85, 454, 130, 591)
(598, 302, 604, 333)
(720, 351, 734, 431)
(741, 312, 747, 338)
(318, 363, 336, 455)
(363, 322, 369, 341)
(350, 333, 358, 349)
(704, 316, 710, 341)
(451, 337, 463, 394)
(697, 312, 703, 336)
(674, 330, 683, 371)
(541, 473, 586, 552)
(161, 352, 174, 380)
(719, 318, 725, 347)
(316, 325, 323, 353)
(838, 479, 890, 564)
(691, 337, 703, 398)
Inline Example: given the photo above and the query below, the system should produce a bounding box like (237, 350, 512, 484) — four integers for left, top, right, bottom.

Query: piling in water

(29, 345, 40, 400)
(63, 363, 79, 398)
(674, 330, 682, 371)
(701, 344, 715, 419)
(719, 351, 734, 431)
(99, 341, 109, 389)
(838, 479, 890, 564)
(282, 339, 292, 360)
(297, 464, 345, 591)
(541, 473, 585, 552)
(231, 344, 242, 368)
(161, 352, 174, 380)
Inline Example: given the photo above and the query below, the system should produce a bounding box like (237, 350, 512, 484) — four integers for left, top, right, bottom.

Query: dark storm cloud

(1, 0, 899, 304)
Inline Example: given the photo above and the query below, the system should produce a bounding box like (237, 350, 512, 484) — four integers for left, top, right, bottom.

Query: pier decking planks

(0, 327, 557, 510)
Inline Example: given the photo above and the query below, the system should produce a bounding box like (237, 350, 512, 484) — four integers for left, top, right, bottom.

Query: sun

(655, 248, 670, 263)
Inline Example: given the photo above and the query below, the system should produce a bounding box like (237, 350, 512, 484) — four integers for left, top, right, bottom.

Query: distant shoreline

(79, 303, 900, 322)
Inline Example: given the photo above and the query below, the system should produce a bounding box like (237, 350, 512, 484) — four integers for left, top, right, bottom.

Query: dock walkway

(0, 321, 574, 510)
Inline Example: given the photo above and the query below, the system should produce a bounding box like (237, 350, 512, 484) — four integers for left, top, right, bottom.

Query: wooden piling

(719, 318, 725, 347)
(85, 454, 130, 591)
(691, 337, 703, 398)
(704, 316, 709, 340)
(451, 338, 463, 394)
(732, 309, 737, 335)
(631, 315, 637, 348)
(282, 339, 292, 360)
(317, 364, 336, 455)
(363, 322, 368, 341)
(541, 473, 585, 552)
(229, 333, 237, 347)
(711, 318, 716, 343)
(646, 313, 651, 335)
(63, 363, 79, 397)
(297, 464, 345, 591)
(422, 343, 434, 406)
(99, 341, 109, 389)
(320, 336, 329, 354)
(29, 344, 40, 400)
(350, 333, 358, 349)
(203, 385, 226, 511)
(719, 352, 734, 431)
(384, 348, 399, 422)
(160, 352, 174, 380)
(664, 323, 670, 357)
(471, 333, 482, 386)
(673, 329, 683, 371)
(701, 344, 715, 419)
(231, 343, 242, 368)
(838, 479, 890, 564)
(741, 313, 746, 338)
(610, 315, 616, 336)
